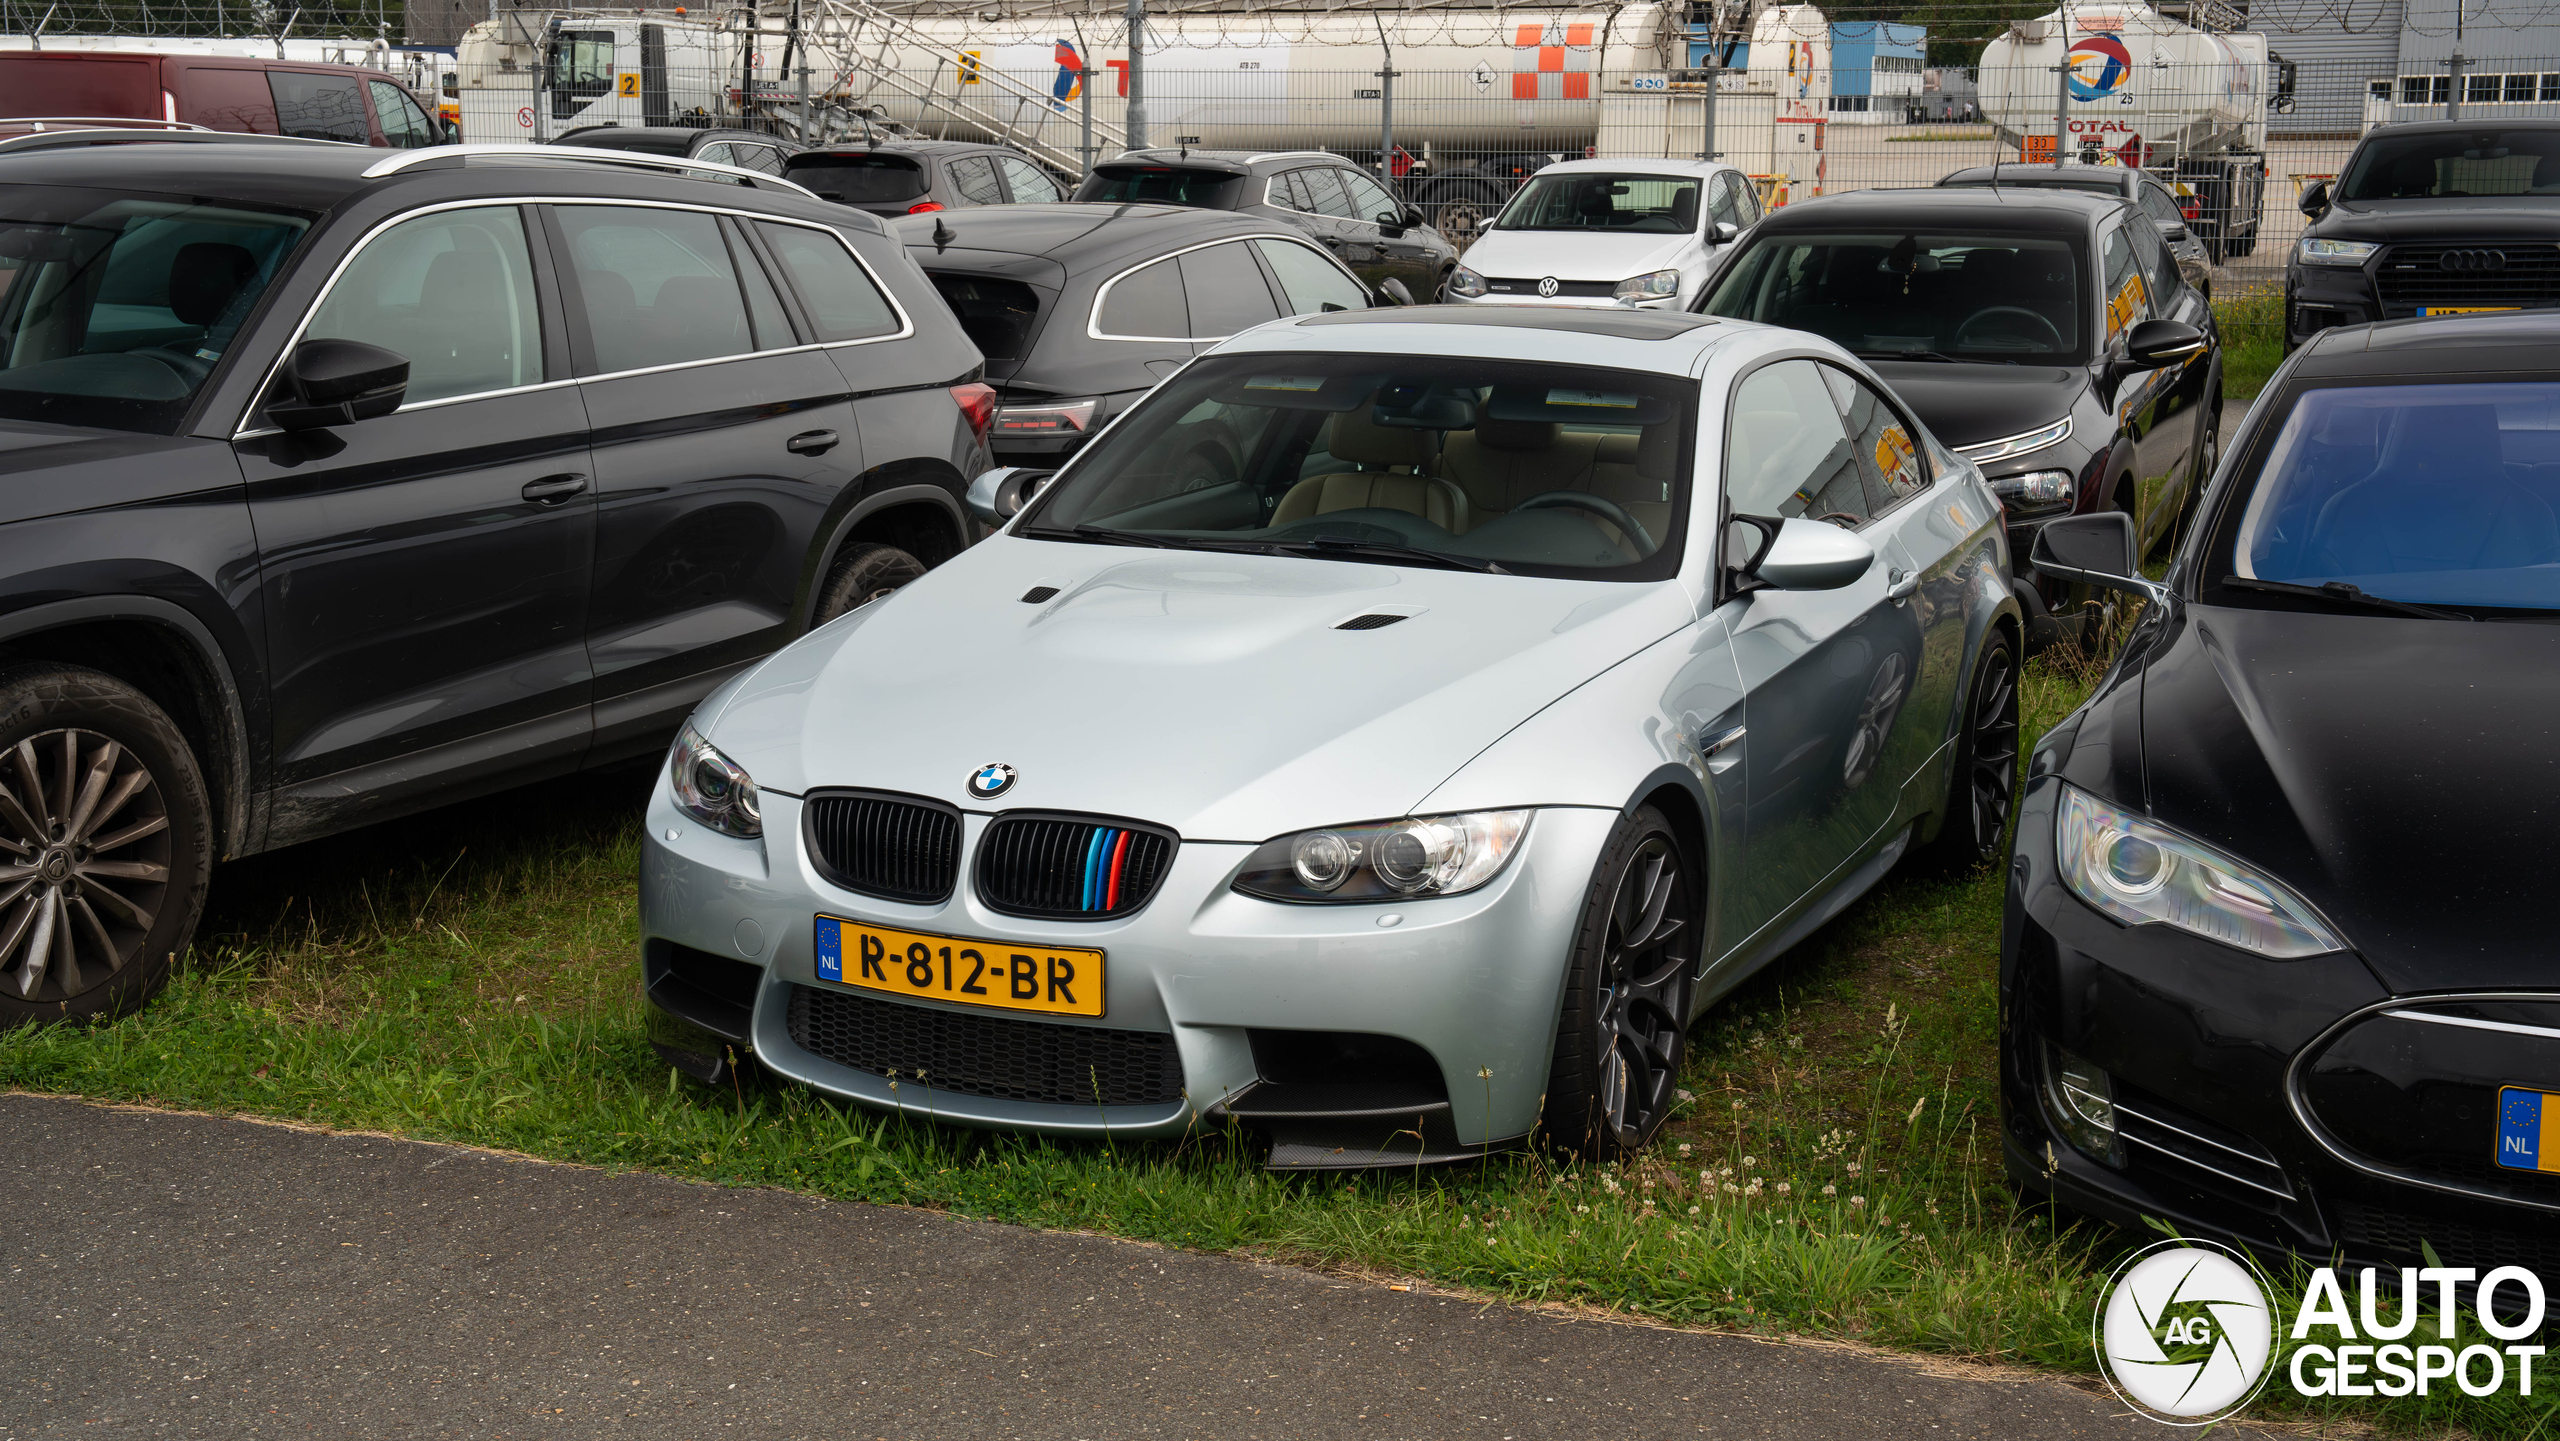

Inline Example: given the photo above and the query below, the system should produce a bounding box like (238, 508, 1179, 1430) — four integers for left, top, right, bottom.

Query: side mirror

(966, 466, 1054, 525)
(1726, 515, 1876, 591)
(2163, 221, 2190, 241)
(1375, 277, 1416, 308)
(1712, 220, 1740, 243)
(2299, 179, 2329, 218)
(2120, 317, 2209, 372)
(1375, 210, 1407, 237)
(1401, 205, 1427, 230)
(266, 338, 407, 431)
(2029, 512, 2150, 596)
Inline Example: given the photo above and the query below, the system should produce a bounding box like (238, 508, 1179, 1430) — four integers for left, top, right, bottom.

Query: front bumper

(2000, 776, 2560, 1291)
(640, 782, 1618, 1150)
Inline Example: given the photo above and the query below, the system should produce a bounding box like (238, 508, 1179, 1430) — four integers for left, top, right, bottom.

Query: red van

(0, 51, 448, 147)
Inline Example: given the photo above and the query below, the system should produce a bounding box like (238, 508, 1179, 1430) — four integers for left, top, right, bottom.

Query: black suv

(2290, 120, 2560, 348)
(0, 132, 992, 1024)
(1072, 149, 1456, 301)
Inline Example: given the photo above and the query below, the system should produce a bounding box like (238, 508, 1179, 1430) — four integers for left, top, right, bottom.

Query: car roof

(1756, 185, 2123, 230)
(792, 138, 1015, 158)
(562, 126, 781, 150)
(1532, 156, 1736, 178)
(2360, 117, 2560, 138)
(892, 202, 1281, 267)
(1102, 149, 1260, 175)
(2297, 311, 2560, 373)
(1938, 163, 2139, 189)
(1220, 305, 1736, 370)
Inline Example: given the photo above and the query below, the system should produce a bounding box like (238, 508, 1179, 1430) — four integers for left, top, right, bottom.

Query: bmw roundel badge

(969, 763, 1017, 799)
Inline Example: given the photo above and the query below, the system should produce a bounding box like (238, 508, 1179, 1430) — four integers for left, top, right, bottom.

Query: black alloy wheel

(813, 542, 927, 624)
(0, 665, 210, 1026)
(1908, 628, 2022, 876)
(1544, 806, 1699, 1159)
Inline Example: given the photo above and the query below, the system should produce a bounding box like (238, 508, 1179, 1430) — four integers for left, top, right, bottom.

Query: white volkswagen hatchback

(1446, 158, 1760, 309)
(640, 307, 2020, 1168)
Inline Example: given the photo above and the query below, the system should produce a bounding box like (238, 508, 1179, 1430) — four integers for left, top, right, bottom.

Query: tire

(0, 665, 211, 1028)
(812, 542, 926, 624)
(1907, 627, 2022, 877)
(1427, 179, 1505, 253)
(1541, 805, 1700, 1160)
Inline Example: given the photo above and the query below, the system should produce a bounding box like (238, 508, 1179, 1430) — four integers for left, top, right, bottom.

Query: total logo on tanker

(2066, 31, 2136, 104)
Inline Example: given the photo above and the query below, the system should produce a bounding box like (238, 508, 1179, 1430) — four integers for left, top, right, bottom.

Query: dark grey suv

(1072, 149, 1458, 300)
(0, 131, 993, 1025)
(785, 140, 1067, 221)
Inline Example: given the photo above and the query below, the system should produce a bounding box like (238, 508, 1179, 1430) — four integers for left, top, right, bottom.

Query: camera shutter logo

(2094, 1239, 2274, 1424)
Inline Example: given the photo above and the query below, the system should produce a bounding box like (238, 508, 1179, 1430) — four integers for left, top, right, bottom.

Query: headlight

(2056, 785, 2343, 957)
(1446, 265, 1489, 299)
(668, 723, 762, 839)
(1991, 468, 2076, 512)
(1233, 810, 1532, 903)
(2297, 238, 2380, 267)
(1954, 417, 2071, 465)
(1613, 268, 1681, 301)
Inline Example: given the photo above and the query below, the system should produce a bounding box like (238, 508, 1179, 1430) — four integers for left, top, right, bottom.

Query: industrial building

(1826, 20, 1925, 122)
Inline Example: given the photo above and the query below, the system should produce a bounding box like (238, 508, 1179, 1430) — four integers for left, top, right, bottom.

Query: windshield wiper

(1852, 349, 2018, 366)
(1274, 536, 1508, 574)
(2221, 576, 2473, 621)
(1025, 524, 1290, 557)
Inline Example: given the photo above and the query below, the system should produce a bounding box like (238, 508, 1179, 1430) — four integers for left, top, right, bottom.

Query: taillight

(949, 383, 998, 440)
(994, 398, 1097, 436)
(907, 200, 946, 214)
(162, 90, 178, 122)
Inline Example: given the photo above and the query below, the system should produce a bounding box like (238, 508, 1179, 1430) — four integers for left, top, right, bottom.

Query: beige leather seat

(1588, 425, 1679, 549)
(1271, 403, 1470, 531)
(1438, 412, 1602, 523)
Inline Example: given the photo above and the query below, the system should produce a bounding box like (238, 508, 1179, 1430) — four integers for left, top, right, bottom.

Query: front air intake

(803, 791, 962, 904)
(1336, 613, 1408, 630)
(975, 813, 1177, 920)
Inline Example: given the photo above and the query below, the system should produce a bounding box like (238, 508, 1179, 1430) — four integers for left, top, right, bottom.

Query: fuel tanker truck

(451, 1, 1835, 239)
(1976, 5, 2270, 259)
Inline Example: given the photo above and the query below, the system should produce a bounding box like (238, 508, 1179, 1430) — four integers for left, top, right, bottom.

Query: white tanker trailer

(1976, 5, 2271, 259)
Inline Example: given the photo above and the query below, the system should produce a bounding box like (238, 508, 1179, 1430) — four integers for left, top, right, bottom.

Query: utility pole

(1124, 0, 1147, 151)
(1073, 18, 1094, 177)
(1374, 14, 1397, 187)
(2447, 0, 2466, 120)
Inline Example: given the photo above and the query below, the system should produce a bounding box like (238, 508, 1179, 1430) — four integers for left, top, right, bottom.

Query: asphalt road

(0, 1093, 2258, 1440)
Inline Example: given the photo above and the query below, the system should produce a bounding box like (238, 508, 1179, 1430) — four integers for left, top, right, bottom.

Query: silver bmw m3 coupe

(639, 306, 2022, 1168)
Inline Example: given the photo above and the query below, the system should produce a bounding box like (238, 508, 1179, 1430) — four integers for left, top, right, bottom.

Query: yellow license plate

(813, 915, 1104, 1018)
(2418, 305, 2520, 316)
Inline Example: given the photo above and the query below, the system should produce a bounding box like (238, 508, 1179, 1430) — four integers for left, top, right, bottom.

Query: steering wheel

(1953, 305, 2064, 352)
(1511, 490, 1657, 559)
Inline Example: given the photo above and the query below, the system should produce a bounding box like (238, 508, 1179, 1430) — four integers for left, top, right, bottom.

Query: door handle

(1886, 567, 1920, 604)
(787, 429, 840, 456)
(520, 473, 588, 504)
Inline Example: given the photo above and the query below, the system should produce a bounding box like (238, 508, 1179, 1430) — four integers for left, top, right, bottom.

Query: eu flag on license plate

(2496, 1086, 2560, 1173)
(815, 917, 843, 983)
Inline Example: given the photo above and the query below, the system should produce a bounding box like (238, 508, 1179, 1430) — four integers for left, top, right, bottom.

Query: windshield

(1071, 166, 1247, 209)
(2338, 129, 2560, 200)
(0, 186, 311, 433)
(785, 153, 928, 204)
(2218, 381, 2560, 613)
(1701, 231, 2087, 363)
(1493, 173, 1702, 234)
(1019, 351, 1697, 581)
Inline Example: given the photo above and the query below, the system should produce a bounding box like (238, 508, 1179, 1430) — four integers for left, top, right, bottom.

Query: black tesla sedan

(2004, 311, 2560, 1293)
(1694, 187, 2218, 649)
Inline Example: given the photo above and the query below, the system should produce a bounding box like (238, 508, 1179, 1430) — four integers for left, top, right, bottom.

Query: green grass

(2214, 285, 2286, 404)
(0, 654, 2543, 1436)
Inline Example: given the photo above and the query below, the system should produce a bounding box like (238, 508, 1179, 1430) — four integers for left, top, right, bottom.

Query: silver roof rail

(0, 123, 358, 155)
(361, 144, 820, 199)
(0, 118, 214, 133)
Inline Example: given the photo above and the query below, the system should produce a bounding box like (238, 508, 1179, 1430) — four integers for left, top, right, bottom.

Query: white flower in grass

(1575, 1204, 1590, 1214)
(1849, 1195, 1866, 1208)
(1775, 1182, 1791, 1196)
(1846, 1160, 1862, 1177)
(1822, 1184, 1837, 1197)
(1676, 1143, 1692, 1155)
(1687, 1206, 1701, 1216)
(1741, 1155, 1756, 1168)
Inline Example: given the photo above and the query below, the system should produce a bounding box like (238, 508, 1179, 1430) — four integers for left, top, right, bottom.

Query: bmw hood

(703, 536, 1696, 841)
(1460, 230, 1697, 285)
(2137, 604, 2560, 992)
(1864, 363, 2084, 452)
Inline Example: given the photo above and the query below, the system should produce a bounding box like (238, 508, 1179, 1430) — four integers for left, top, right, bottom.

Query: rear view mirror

(1375, 277, 1416, 308)
(2029, 512, 2146, 594)
(966, 466, 1054, 525)
(2299, 179, 2329, 218)
(267, 338, 408, 431)
(1727, 515, 1875, 591)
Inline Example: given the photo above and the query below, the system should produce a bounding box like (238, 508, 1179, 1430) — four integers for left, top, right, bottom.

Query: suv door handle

(787, 429, 840, 456)
(520, 473, 588, 504)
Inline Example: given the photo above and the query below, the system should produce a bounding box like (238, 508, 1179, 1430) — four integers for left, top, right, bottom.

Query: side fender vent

(1020, 585, 1060, 604)
(1336, 613, 1408, 631)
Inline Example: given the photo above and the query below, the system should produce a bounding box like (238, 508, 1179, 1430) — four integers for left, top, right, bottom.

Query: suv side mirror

(1374, 277, 1415, 308)
(267, 338, 407, 431)
(1726, 515, 1875, 591)
(2299, 178, 2329, 218)
(2029, 512, 2154, 597)
(2118, 317, 2210, 374)
(966, 466, 1054, 525)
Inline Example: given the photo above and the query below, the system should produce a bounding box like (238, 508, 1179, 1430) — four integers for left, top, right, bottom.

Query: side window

(731, 143, 786, 176)
(302, 205, 544, 404)
(1272, 170, 1313, 212)
(1177, 241, 1282, 338)
(1821, 365, 1928, 513)
(1297, 167, 1359, 220)
(1731, 172, 1763, 223)
(1707, 172, 1742, 228)
(2100, 223, 2149, 346)
(2139, 183, 2185, 229)
(727, 220, 796, 349)
(2130, 212, 2179, 302)
(556, 205, 753, 371)
(1254, 238, 1368, 314)
(755, 222, 902, 341)
(267, 70, 370, 144)
(1095, 257, 1188, 338)
(367, 80, 433, 148)
(997, 155, 1060, 203)
(179, 65, 281, 133)
(945, 156, 1006, 207)
(1340, 170, 1401, 225)
(691, 142, 734, 166)
(1725, 358, 1867, 527)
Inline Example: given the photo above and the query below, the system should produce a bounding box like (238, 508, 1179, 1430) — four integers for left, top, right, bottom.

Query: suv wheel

(0, 665, 211, 1027)
(813, 542, 927, 624)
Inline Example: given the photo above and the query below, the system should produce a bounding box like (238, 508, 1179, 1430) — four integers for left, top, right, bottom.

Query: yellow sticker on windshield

(1247, 375, 1325, 392)
(1548, 389, 1638, 409)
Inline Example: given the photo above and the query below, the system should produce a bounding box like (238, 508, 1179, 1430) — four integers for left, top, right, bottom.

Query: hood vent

(1021, 586, 1060, 604)
(1336, 613, 1410, 631)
